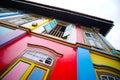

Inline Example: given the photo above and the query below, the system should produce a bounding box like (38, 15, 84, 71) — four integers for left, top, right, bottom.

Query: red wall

(0, 34, 77, 80)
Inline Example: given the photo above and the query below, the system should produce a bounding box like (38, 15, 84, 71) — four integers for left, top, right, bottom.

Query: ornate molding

(28, 43, 63, 57)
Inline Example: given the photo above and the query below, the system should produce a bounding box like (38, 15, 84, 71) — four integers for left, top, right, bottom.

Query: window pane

(100, 75, 108, 80)
(85, 32, 92, 38)
(95, 41, 104, 49)
(99, 74, 120, 80)
(88, 39, 96, 46)
(108, 76, 115, 80)
(2, 61, 30, 80)
(115, 78, 120, 80)
(28, 67, 45, 80)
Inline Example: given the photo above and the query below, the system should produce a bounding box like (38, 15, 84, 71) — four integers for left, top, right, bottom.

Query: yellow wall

(90, 53, 120, 70)
(27, 18, 52, 31)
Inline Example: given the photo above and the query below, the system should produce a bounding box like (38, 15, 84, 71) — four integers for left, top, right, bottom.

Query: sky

(27, 0, 120, 50)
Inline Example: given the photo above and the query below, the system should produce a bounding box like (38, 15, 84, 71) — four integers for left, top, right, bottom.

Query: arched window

(0, 43, 63, 80)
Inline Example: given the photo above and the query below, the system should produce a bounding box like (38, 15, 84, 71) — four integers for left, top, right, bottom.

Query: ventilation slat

(42, 24, 67, 39)
(54, 27, 62, 37)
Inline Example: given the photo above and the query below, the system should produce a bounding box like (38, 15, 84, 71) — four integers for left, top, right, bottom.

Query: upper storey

(1, 0, 114, 36)
(1, 0, 120, 57)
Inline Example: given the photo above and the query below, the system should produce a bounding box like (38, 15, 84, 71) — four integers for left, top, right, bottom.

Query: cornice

(94, 64, 120, 75)
(27, 43, 63, 57)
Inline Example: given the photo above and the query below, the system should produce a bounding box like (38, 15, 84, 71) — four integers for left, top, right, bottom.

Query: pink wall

(76, 25, 84, 43)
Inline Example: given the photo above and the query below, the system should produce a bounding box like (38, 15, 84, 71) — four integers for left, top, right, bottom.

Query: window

(85, 32, 104, 49)
(100, 75, 120, 80)
(0, 14, 40, 27)
(0, 44, 61, 80)
(0, 59, 49, 80)
(9, 15, 39, 25)
(43, 19, 72, 39)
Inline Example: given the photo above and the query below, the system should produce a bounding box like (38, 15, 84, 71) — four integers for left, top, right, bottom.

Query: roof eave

(1, 0, 114, 36)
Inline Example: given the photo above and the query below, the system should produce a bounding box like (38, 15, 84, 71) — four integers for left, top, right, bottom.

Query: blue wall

(77, 47, 97, 80)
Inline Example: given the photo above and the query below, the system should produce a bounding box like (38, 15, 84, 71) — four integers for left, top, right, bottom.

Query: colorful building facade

(0, 1, 120, 80)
